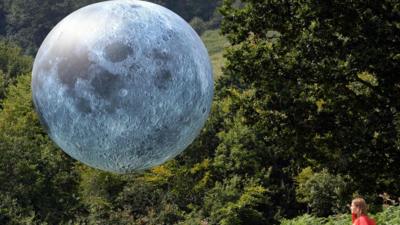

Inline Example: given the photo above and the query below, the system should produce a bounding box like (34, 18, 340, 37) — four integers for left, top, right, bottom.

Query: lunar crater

(104, 42, 133, 62)
(154, 69, 172, 90)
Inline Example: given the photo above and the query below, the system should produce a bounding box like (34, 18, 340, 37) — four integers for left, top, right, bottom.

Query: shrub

(374, 206, 400, 225)
(295, 167, 352, 216)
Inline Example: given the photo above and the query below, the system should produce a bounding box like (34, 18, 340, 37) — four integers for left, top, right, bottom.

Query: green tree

(0, 39, 32, 100)
(203, 176, 267, 225)
(218, 0, 400, 222)
(295, 167, 352, 216)
(0, 1, 6, 36)
(0, 75, 80, 224)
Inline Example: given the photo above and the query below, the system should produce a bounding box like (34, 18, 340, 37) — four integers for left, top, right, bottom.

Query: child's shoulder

(355, 215, 376, 225)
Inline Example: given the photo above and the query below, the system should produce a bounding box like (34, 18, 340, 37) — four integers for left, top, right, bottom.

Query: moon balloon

(31, 0, 213, 173)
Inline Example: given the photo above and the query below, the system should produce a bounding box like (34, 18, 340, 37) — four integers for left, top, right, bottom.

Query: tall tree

(0, 39, 32, 101)
(0, 74, 81, 224)
(219, 0, 400, 221)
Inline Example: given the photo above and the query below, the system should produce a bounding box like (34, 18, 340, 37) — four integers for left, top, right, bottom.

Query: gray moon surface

(31, 0, 213, 173)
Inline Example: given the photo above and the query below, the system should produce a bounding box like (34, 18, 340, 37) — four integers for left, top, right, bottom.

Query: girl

(350, 198, 376, 225)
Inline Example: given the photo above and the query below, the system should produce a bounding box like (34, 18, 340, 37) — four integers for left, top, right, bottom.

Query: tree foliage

(220, 0, 400, 212)
(295, 167, 352, 216)
(0, 75, 80, 224)
(0, 39, 32, 100)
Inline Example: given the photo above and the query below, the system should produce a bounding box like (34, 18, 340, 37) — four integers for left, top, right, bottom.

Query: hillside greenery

(0, 0, 399, 224)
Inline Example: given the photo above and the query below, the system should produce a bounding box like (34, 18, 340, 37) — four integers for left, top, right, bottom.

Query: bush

(295, 168, 352, 216)
(280, 214, 328, 225)
(374, 206, 400, 225)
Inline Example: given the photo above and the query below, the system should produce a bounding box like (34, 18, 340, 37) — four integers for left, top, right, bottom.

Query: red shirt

(352, 213, 376, 225)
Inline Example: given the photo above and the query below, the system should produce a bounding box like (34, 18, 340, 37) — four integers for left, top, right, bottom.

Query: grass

(201, 29, 229, 79)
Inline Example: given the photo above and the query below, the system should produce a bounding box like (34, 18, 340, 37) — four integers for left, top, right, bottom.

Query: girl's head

(351, 197, 368, 215)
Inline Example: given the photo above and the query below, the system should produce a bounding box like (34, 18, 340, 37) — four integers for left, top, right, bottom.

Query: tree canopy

(219, 0, 400, 220)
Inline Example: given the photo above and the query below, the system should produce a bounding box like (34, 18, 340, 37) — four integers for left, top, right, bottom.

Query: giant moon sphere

(31, 0, 213, 173)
